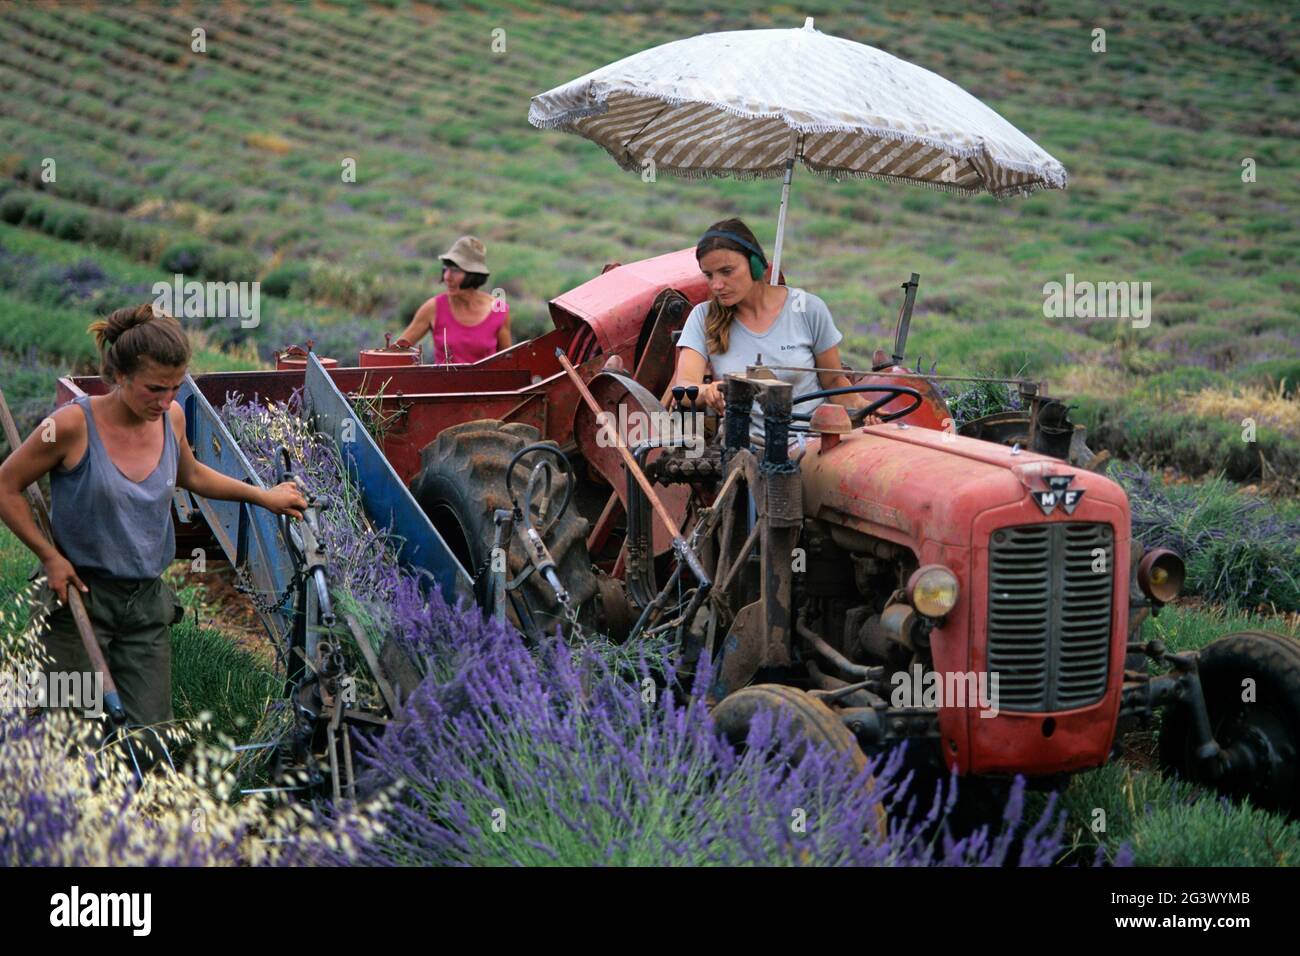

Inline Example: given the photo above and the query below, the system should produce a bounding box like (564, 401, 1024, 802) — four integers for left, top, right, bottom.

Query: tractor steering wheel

(790, 383, 924, 424)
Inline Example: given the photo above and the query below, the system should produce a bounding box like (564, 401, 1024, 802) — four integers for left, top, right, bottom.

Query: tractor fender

(572, 369, 692, 557)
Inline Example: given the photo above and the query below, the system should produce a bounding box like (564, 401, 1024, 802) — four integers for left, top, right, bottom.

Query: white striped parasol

(529, 17, 1067, 277)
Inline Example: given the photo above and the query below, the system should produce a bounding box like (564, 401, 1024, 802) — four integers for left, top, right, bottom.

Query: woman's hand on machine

(839, 392, 884, 425)
(261, 481, 308, 519)
(698, 381, 726, 413)
(668, 381, 725, 414)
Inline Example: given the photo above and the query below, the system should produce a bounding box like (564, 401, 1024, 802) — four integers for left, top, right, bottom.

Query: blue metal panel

(302, 352, 474, 602)
(177, 375, 298, 644)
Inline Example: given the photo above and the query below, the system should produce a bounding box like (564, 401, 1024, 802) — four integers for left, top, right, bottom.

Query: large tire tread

(410, 419, 600, 636)
(1158, 630, 1300, 818)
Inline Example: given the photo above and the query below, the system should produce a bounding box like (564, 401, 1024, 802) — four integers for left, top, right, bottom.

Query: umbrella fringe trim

(528, 104, 609, 128)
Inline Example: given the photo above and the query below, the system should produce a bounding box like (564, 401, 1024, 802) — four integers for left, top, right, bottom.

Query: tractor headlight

(1138, 548, 1185, 605)
(907, 565, 959, 618)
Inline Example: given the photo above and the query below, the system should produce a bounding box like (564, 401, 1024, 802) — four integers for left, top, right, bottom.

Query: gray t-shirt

(677, 287, 843, 444)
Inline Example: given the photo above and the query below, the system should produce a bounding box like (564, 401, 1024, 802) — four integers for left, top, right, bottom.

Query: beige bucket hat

(439, 235, 489, 274)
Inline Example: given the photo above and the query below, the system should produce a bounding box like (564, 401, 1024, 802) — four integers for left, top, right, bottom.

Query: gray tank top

(49, 393, 178, 579)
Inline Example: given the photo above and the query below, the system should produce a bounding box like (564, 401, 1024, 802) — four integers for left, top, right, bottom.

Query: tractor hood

(801, 424, 1128, 549)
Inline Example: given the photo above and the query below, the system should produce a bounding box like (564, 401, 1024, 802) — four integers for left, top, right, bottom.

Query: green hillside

(0, 0, 1296, 476)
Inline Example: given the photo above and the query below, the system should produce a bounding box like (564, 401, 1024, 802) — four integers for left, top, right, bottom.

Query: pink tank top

(427, 294, 508, 364)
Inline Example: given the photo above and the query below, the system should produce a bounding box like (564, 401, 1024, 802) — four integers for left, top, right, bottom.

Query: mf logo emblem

(1032, 473, 1085, 516)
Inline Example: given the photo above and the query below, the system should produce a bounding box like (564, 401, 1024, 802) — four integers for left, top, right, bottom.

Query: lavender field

(0, 1, 1295, 484)
(1, 1, 1298, 870)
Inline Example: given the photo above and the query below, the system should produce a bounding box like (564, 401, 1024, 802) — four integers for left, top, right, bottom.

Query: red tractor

(60, 246, 1298, 815)
(398, 248, 1300, 820)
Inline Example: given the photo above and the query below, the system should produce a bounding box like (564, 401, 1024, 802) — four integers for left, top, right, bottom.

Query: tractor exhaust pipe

(889, 273, 921, 368)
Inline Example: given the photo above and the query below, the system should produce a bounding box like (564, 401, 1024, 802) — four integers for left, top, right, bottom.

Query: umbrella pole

(769, 132, 802, 284)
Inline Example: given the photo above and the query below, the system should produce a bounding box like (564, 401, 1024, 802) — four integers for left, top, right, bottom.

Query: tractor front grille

(986, 523, 1114, 712)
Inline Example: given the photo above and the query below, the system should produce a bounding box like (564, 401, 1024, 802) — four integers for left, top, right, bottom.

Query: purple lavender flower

(314, 591, 1074, 866)
(213, 395, 1085, 867)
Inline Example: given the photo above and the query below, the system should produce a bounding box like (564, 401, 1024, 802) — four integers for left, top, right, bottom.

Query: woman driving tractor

(670, 218, 882, 446)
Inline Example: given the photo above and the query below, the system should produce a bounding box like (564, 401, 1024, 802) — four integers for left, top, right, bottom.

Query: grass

(166, 599, 289, 791)
(1116, 464, 1300, 612)
(1140, 602, 1299, 655)
(0, 526, 282, 787)
(1035, 602, 1300, 866)
(3, 0, 1296, 487)
(1053, 761, 1300, 866)
(168, 611, 281, 748)
(0, 516, 38, 629)
(0, 1, 1291, 402)
(1073, 385, 1300, 486)
(6, 510, 1295, 863)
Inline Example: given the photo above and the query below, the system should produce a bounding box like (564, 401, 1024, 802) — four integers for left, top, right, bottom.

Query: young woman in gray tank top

(671, 217, 883, 447)
(0, 303, 307, 747)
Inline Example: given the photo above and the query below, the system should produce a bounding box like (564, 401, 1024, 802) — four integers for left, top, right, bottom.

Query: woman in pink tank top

(395, 235, 513, 364)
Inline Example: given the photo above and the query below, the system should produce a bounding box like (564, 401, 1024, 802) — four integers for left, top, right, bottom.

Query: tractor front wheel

(711, 683, 867, 772)
(1158, 630, 1300, 819)
(710, 684, 887, 838)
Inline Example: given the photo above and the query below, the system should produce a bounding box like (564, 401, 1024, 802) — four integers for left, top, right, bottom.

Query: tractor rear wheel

(1157, 630, 1300, 819)
(409, 420, 600, 638)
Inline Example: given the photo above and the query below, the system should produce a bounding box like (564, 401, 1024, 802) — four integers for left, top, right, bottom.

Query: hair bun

(89, 302, 171, 357)
(88, 302, 189, 382)
(104, 303, 158, 344)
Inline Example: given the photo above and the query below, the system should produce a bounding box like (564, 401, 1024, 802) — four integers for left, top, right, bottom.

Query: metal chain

(558, 591, 586, 644)
(232, 564, 303, 617)
(469, 548, 495, 593)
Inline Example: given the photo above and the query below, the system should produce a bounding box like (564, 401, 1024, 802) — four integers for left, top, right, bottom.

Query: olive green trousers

(35, 568, 185, 766)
